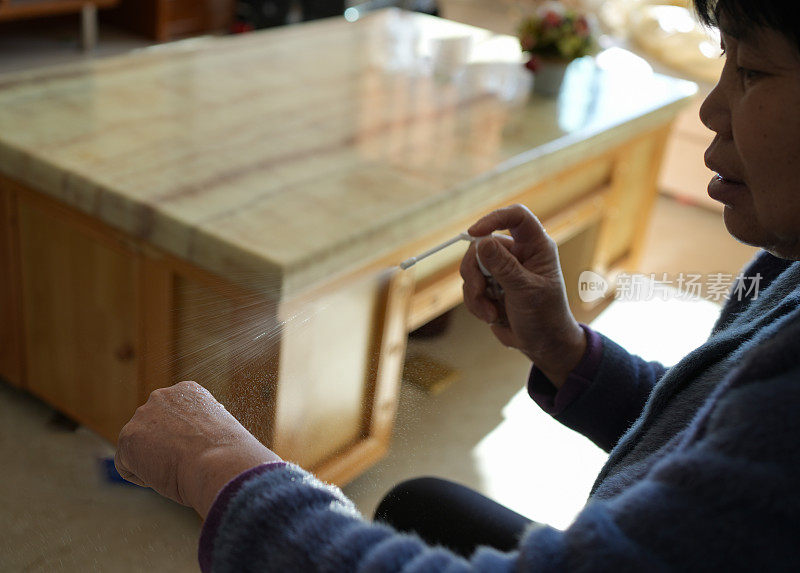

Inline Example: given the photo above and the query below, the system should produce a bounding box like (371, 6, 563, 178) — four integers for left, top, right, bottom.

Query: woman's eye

(736, 66, 762, 83)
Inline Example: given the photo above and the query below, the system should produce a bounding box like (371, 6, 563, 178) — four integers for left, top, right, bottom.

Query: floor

(0, 11, 759, 573)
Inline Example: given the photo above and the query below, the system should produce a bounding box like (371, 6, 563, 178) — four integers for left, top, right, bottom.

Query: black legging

(374, 477, 534, 558)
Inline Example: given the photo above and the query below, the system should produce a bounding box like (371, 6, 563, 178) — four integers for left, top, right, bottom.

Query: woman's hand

(115, 381, 281, 519)
(460, 204, 586, 388)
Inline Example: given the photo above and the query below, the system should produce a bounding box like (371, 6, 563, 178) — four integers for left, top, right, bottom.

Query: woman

(115, 0, 800, 570)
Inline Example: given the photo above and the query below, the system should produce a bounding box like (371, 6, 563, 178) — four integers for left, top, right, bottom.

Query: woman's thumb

(477, 238, 526, 289)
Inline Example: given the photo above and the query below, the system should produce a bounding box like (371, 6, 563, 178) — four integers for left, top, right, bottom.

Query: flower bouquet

(518, 2, 595, 95)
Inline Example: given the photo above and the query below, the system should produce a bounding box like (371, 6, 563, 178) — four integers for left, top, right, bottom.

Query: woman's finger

(114, 448, 146, 487)
(461, 243, 501, 323)
(468, 204, 547, 248)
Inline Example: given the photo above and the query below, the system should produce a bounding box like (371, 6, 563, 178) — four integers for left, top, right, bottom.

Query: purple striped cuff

(528, 324, 602, 416)
(198, 461, 287, 572)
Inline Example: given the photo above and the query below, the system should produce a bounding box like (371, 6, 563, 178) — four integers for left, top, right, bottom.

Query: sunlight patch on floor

(472, 388, 607, 529)
(591, 286, 723, 364)
(471, 286, 722, 529)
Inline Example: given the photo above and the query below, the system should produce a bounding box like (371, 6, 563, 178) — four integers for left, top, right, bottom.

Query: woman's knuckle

(117, 425, 133, 446)
(462, 283, 475, 302)
(497, 256, 516, 276)
(462, 286, 480, 309)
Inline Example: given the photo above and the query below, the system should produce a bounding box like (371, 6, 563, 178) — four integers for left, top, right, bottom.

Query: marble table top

(0, 9, 696, 299)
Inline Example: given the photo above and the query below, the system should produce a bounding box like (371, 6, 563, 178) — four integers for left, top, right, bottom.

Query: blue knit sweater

(199, 251, 800, 571)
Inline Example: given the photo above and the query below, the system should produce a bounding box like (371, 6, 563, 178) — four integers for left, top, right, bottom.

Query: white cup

(430, 35, 473, 76)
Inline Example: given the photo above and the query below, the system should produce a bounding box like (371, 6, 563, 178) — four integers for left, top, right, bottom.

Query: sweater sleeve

(198, 362, 800, 573)
(529, 325, 668, 452)
(199, 367, 800, 572)
(527, 250, 784, 453)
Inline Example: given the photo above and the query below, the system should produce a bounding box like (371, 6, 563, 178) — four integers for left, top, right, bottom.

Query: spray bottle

(399, 232, 507, 323)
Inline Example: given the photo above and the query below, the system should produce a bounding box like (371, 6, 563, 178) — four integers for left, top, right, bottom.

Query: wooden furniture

(0, 10, 695, 485)
(103, 0, 235, 42)
(0, 0, 119, 50)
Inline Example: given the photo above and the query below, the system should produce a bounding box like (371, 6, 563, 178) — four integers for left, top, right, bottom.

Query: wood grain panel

(306, 271, 413, 484)
(103, 0, 233, 41)
(139, 255, 174, 401)
(0, 0, 117, 21)
(595, 126, 672, 273)
(407, 264, 464, 332)
(172, 274, 279, 446)
(363, 268, 413, 443)
(164, 0, 234, 38)
(271, 273, 385, 468)
(17, 197, 140, 442)
(0, 184, 24, 387)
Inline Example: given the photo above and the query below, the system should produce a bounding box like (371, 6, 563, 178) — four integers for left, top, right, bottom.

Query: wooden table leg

(81, 4, 98, 51)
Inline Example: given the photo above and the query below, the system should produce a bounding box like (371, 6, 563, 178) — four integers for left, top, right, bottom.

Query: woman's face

(699, 19, 800, 259)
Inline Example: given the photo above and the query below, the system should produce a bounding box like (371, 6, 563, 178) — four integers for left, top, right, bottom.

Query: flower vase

(532, 59, 569, 97)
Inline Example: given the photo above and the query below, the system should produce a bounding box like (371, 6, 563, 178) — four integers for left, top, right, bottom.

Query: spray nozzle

(398, 232, 504, 303)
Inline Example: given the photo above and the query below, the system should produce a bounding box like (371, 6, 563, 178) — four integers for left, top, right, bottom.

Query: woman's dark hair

(693, 0, 800, 50)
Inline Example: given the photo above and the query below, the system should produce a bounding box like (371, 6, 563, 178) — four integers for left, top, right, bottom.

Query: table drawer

(163, 0, 234, 37)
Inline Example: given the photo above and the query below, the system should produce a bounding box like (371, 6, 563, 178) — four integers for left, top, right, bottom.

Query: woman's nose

(699, 80, 731, 137)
